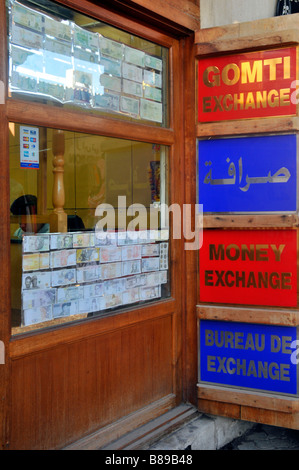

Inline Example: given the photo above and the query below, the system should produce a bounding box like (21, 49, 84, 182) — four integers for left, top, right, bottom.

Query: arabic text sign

(198, 134, 297, 213)
(198, 46, 298, 122)
(199, 229, 297, 307)
(199, 320, 298, 396)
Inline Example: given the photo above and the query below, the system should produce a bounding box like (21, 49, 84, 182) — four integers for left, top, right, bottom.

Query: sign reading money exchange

(199, 320, 298, 396)
(198, 46, 298, 122)
(198, 134, 297, 213)
(199, 229, 297, 307)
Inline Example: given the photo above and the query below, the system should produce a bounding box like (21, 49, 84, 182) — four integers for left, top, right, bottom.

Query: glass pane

(10, 123, 170, 333)
(7, 0, 169, 127)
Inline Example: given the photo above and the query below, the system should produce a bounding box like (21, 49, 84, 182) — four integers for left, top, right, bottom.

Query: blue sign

(199, 320, 298, 396)
(198, 135, 297, 213)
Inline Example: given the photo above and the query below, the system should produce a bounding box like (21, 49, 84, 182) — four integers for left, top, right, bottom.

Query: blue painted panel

(198, 135, 297, 212)
(199, 320, 298, 396)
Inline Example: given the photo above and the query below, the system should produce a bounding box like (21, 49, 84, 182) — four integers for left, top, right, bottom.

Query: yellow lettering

(241, 60, 263, 84)
(203, 66, 220, 87)
(264, 57, 282, 81)
(222, 63, 240, 86)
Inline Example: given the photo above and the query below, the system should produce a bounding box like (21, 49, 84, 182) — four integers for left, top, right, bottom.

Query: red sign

(198, 47, 298, 122)
(199, 229, 297, 307)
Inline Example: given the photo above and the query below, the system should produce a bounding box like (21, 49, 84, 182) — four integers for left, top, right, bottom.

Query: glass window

(10, 123, 170, 333)
(7, 0, 169, 126)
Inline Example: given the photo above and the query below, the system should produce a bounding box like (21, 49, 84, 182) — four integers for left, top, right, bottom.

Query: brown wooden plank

(196, 117, 299, 138)
(181, 34, 198, 405)
(203, 214, 299, 229)
(241, 406, 299, 429)
(0, 0, 10, 451)
(197, 399, 241, 419)
(197, 384, 299, 413)
(7, 101, 174, 146)
(197, 305, 299, 326)
(10, 300, 176, 358)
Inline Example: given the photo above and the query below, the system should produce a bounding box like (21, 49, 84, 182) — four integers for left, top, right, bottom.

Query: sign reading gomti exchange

(199, 229, 297, 307)
(198, 46, 298, 122)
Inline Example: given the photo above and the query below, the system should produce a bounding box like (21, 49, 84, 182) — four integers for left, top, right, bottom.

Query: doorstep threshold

(64, 403, 198, 451)
(102, 404, 198, 450)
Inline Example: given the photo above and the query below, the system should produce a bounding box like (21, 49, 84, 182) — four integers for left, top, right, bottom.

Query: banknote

(122, 260, 141, 276)
(51, 249, 77, 268)
(50, 233, 73, 250)
(76, 265, 100, 283)
(100, 74, 121, 93)
(103, 278, 125, 296)
(141, 244, 160, 257)
(22, 271, 51, 290)
(44, 16, 72, 42)
(23, 234, 50, 253)
(122, 62, 143, 83)
(143, 69, 162, 88)
(140, 98, 162, 123)
(76, 247, 100, 264)
(56, 285, 84, 303)
(23, 305, 53, 326)
(95, 231, 117, 246)
(78, 296, 105, 314)
(22, 254, 40, 272)
(104, 293, 122, 309)
(120, 96, 139, 116)
(124, 274, 146, 289)
(100, 262, 122, 280)
(83, 282, 104, 299)
(72, 232, 95, 248)
(141, 257, 160, 273)
(11, 24, 43, 49)
(100, 57, 122, 77)
(99, 36, 123, 60)
(53, 301, 77, 318)
(22, 288, 56, 310)
(143, 271, 161, 287)
(159, 242, 169, 270)
(94, 92, 120, 112)
(74, 24, 99, 51)
(124, 46, 145, 67)
(13, 2, 43, 33)
(144, 54, 163, 71)
(51, 268, 76, 287)
(140, 285, 161, 301)
(122, 287, 140, 305)
(122, 79, 143, 98)
(144, 86, 162, 103)
(121, 245, 142, 261)
(100, 246, 122, 263)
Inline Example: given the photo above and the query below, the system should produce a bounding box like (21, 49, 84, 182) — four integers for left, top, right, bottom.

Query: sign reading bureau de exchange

(199, 229, 297, 307)
(199, 320, 298, 396)
(198, 46, 298, 122)
(198, 134, 297, 213)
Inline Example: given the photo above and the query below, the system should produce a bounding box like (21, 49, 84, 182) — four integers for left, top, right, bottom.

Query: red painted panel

(198, 47, 298, 122)
(199, 229, 297, 307)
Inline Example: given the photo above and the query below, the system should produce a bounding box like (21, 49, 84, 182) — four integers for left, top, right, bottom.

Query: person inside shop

(10, 194, 49, 240)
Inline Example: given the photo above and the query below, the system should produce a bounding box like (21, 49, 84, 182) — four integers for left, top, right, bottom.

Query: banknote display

(9, 0, 165, 124)
(20, 229, 168, 327)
